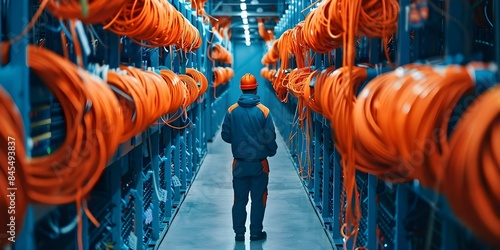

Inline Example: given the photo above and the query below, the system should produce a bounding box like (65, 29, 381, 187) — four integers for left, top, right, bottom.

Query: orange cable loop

(443, 84, 500, 248)
(104, 0, 201, 50)
(45, 0, 128, 23)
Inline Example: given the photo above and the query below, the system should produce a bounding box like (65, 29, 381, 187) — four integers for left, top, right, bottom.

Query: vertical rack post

(180, 128, 188, 192)
(397, 0, 411, 66)
(163, 129, 173, 220)
(173, 129, 181, 204)
(313, 114, 322, 207)
(0, 0, 34, 249)
(150, 132, 160, 241)
(133, 149, 144, 250)
(445, 0, 471, 61)
(110, 160, 122, 248)
(331, 142, 343, 246)
(366, 175, 378, 249)
(322, 123, 332, 222)
(395, 186, 409, 250)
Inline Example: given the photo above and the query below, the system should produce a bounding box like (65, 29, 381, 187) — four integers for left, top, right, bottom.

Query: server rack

(262, 0, 499, 249)
(0, 0, 232, 249)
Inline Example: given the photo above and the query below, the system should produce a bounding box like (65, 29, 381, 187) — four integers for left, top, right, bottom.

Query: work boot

(235, 234, 245, 241)
(250, 231, 267, 241)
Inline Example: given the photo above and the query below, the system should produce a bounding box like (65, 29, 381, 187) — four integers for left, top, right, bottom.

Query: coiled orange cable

(443, 85, 500, 247)
(211, 44, 233, 64)
(213, 67, 234, 87)
(178, 74, 200, 108)
(186, 68, 209, 98)
(354, 65, 474, 187)
(45, 0, 127, 23)
(104, 0, 201, 50)
(27, 45, 123, 204)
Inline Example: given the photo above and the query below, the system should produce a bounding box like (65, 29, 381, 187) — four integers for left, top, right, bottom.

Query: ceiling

(208, 0, 289, 42)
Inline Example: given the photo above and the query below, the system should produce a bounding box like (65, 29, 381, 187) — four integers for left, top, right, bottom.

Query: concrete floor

(156, 133, 334, 250)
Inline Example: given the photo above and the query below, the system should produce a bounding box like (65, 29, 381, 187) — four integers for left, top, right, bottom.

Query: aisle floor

(156, 133, 334, 250)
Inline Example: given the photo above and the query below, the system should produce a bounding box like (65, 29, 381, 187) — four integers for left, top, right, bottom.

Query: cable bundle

(443, 85, 500, 247)
(213, 67, 234, 87)
(45, 0, 128, 23)
(178, 74, 200, 109)
(257, 18, 275, 43)
(354, 65, 474, 185)
(107, 70, 151, 142)
(188, 0, 208, 16)
(27, 45, 124, 204)
(186, 68, 209, 98)
(27, 45, 124, 249)
(109, 66, 189, 141)
(103, 0, 201, 50)
(211, 44, 233, 64)
(318, 66, 367, 153)
(261, 41, 279, 65)
(302, 0, 399, 54)
(287, 67, 318, 127)
(157, 69, 190, 126)
(260, 67, 277, 82)
(303, 1, 343, 53)
(290, 22, 309, 69)
(271, 29, 296, 102)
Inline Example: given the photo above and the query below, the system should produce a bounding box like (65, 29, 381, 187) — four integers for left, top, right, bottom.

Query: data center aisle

(156, 133, 334, 250)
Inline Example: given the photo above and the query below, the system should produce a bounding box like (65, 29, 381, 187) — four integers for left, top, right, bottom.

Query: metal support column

(173, 129, 181, 204)
(322, 124, 332, 221)
(313, 114, 322, 207)
(180, 129, 188, 192)
(395, 185, 410, 250)
(163, 128, 173, 220)
(397, 0, 411, 66)
(110, 160, 122, 249)
(331, 143, 343, 245)
(366, 175, 378, 250)
(150, 132, 160, 241)
(133, 149, 144, 250)
(445, 0, 471, 61)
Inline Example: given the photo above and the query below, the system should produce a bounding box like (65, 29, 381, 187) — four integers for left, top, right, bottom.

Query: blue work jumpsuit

(221, 94, 278, 235)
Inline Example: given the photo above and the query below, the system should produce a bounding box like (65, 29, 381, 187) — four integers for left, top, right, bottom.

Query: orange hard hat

(240, 73, 258, 90)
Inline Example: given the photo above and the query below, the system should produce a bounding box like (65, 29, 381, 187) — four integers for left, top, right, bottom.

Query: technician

(221, 73, 278, 242)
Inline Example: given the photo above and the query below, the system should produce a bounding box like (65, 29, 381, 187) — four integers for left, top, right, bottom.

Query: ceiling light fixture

(244, 30, 250, 35)
(245, 41, 251, 46)
(243, 24, 249, 30)
(241, 11, 248, 18)
(250, 0, 259, 4)
(240, 3, 247, 10)
(242, 18, 248, 24)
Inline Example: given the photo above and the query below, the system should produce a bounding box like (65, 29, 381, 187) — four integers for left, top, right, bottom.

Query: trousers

(231, 158, 269, 235)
